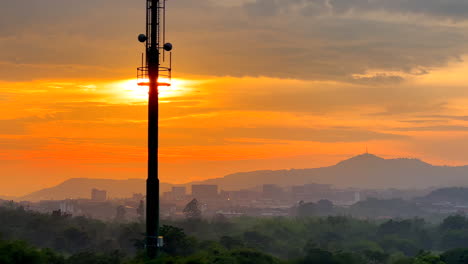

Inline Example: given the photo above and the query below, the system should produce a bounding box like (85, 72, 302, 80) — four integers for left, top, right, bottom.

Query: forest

(3, 204, 468, 263)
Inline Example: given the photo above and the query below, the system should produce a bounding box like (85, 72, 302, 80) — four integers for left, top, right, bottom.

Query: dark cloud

(1, 0, 468, 81)
(368, 102, 448, 116)
(0, 137, 50, 150)
(160, 126, 408, 146)
(244, 0, 468, 20)
(0, 116, 55, 135)
(328, 0, 468, 20)
(399, 119, 446, 124)
(350, 74, 405, 84)
(418, 115, 468, 121)
(394, 125, 468, 131)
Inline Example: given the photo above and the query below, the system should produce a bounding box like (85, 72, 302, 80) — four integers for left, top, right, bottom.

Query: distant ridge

(18, 154, 468, 201)
(0, 195, 16, 201)
(20, 178, 173, 202)
(190, 153, 467, 191)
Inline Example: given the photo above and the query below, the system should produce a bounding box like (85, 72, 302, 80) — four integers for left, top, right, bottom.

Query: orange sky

(2, 0, 468, 196)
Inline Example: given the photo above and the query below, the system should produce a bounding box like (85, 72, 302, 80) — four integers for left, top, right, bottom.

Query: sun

(117, 78, 189, 102)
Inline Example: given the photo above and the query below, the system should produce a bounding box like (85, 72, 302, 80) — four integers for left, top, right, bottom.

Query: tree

(183, 199, 201, 220)
(243, 231, 271, 251)
(440, 230, 468, 251)
(67, 251, 125, 264)
(297, 202, 317, 217)
(136, 200, 144, 222)
(62, 227, 90, 252)
(380, 236, 419, 256)
(363, 250, 389, 264)
(0, 240, 65, 264)
(317, 200, 334, 216)
(440, 215, 468, 231)
(413, 251, 445, 264)
(301, 247, 336, 264)
(212, 213, 232, 234)
(228, 249, 282, 264)
(378, 220, 413, 237)
(220, 236, 244, 249)
(159, 225, 196, 256)
(441, 248, 468, 264)
(115, 205, 126, 222)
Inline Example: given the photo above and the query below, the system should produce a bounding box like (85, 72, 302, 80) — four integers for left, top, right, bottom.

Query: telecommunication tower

(137, 0, 173, 258)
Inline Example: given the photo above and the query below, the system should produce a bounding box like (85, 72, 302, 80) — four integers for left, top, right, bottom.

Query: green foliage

(441, 248, 468, 264)
(159, 225, 197, 256)
(67, 251, 126, 264)
(297, 201, 317, 217)
(0, 240, 65, 264)
(350, 198, 425, 218)
(424, 188, 468, 205)
(219, 236, 244, 250)
(380, 236, 420, 256)
(413, 252, 446, 264)
(0, 206, 143, 255)
(440, 215, 468, 231)
(9, 205, 468, 263)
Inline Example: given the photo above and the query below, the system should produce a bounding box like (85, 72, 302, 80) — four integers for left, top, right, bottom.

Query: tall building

(91, 188, 107, 201)
(262, 184, 283, 200)
(291, 183, 332, 202)
(132, 193, 144, 201)
(192, 185, 218, 200)
(172, 187, 186, 200)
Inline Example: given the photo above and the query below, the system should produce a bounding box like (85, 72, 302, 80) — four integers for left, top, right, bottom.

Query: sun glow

(117, 78, 191, 102)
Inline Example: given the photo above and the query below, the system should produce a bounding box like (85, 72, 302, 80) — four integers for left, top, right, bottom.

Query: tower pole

(138, 0, 171, 257)
(147, 0, 160, 258)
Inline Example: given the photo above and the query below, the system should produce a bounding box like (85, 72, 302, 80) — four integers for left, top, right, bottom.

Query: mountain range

(19, 178, 172, 202)
(16, 154, 468, 201)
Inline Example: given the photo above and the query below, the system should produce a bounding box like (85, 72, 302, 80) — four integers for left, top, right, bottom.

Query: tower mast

(137, 0, 173, 258)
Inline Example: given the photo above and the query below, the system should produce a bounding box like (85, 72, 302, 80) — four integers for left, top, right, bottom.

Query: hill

(191, 153, 468, 190)
(19, 154, 468, 201)
(19, 178, 173, 202)
(0, 195, 16, 200)
(417, 187, 468, 204)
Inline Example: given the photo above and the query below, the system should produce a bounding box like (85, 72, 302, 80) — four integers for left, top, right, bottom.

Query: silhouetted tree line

(6, 205, 468, 263)
(4, 236, 468, 264)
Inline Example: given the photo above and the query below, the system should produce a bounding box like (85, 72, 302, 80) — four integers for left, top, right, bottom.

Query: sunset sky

(2, 0, 468, 196)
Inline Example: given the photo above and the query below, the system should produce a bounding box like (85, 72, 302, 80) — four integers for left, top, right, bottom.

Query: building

(91, 188, 107, 201)
(221, 189, 260, 206)
(291, 183, 333, 202)
(132, 193, 144, 201)
(262, 184, 283, 200)
(172, 187, 186, 200)
(59, 200, 80, 215)
(192, 185, 218, 200)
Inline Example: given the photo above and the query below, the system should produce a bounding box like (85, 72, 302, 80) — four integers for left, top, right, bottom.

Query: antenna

(136, 0, 174, 259)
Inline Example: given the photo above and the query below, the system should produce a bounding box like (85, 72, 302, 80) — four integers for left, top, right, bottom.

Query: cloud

(1, 0, 468, 81)
(394, 125, 468, 132)
(244, 0, 468, 20)
(160, 126, 408, 147)
(418, 115, 468, 121)
(328, 0, 468, 20)
(0, 116, 55, 135)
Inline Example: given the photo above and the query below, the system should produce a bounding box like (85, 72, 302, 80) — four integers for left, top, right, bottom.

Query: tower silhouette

(136, 0, 173, 258)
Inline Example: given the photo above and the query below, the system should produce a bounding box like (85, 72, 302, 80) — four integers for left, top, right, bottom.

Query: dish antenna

(138, 34, 147, 43)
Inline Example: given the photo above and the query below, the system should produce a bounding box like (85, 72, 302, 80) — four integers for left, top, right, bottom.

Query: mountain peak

(336, 153, 384, 166)
(335, 153, 431, 169)
(352, 153, 383, 160)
